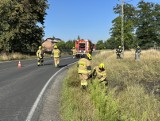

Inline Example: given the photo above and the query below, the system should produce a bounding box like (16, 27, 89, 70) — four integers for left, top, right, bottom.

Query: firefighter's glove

(89, 74, 93, 78)
(92, 69, 96, 76)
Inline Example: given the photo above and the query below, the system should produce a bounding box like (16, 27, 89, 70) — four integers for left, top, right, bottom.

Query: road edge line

(25, 61, 77, 121)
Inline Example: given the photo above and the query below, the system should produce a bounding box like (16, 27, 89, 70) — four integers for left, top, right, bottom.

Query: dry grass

(0, 53, 33, 61)
(61, 49, 160, 121)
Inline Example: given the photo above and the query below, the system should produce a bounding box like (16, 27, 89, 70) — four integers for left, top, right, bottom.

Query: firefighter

(71, 47, 77, 58)
(36, 46, 44, 66)
(77, 53, 92, 89)
(52, 45, 61, 67)
(135, 46, 141, 61)
(92, 63, 108, 87)
(116, 46, 122, 59)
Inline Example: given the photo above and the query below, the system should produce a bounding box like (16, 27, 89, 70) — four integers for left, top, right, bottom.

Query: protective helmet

(137, 46, 140, 48)
(119, 46, 121, 48)
(99, 63, 105, 69)
(39, 46, 42, 49)
(86, 53, 92, 60)
(54, 45, 57, 49)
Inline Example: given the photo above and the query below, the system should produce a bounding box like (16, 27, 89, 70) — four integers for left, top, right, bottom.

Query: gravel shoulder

(38, 69, 67, 121)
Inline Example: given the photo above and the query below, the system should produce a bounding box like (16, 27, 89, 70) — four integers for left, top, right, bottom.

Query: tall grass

(61, 49, 160, 121)
(61, 66, 100, 121)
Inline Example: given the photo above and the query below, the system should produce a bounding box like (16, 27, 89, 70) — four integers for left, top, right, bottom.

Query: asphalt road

(0, 56, 78, 121)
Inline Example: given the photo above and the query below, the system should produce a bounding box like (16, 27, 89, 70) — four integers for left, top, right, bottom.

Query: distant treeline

(96, 1, 160, 50)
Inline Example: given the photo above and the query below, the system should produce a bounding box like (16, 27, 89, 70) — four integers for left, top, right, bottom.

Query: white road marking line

(25, 61, 77, 121)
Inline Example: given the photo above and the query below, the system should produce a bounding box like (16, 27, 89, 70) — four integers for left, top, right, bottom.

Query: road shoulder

(38, 69, 67, 121)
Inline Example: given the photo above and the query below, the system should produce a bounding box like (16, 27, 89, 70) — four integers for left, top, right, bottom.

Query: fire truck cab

(75, 39, 93, 57)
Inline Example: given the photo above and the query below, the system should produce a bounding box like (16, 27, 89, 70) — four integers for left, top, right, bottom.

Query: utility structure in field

(121, 0, 124, 57)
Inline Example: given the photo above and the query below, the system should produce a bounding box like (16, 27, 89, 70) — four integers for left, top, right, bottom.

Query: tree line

(1, 1, 160, 53)
(96, 1, 160, 50)
(0, 0, 48, 53)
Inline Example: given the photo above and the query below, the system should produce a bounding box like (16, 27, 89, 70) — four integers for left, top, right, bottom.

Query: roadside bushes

(0, 52, 30, 61)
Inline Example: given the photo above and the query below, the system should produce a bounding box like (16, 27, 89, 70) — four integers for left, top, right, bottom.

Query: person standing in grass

(135, 46, 141, 61)
(71, 47, 77, 58)
(116, 46, 122, 59)
(77, 53, 92, 89)
(36, 46, 44, 66)
(52, 45, 61, 67)
(92, 63, 108, 88)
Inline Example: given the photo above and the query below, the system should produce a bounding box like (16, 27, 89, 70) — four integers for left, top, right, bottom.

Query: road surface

(0, 56, 78, 121)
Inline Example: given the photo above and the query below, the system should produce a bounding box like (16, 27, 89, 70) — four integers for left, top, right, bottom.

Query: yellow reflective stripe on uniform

(78, 70, 88, 74)
(78, 61, 86, 66)
(97, 71, 106, 76)
(81, 81, 88, 86)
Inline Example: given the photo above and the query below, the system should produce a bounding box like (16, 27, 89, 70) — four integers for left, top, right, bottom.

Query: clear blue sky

(43, 0, 160, 43)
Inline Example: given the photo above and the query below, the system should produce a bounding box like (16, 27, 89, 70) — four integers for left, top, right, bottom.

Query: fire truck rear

(75, 39, 93, 57)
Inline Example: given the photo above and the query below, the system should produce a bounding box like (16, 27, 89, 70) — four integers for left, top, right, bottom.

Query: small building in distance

(42, 38, 62, 52)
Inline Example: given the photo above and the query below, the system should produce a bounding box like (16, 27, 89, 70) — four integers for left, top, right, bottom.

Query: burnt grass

(139, 80, 160, 96)
(108, 79, 160, 97)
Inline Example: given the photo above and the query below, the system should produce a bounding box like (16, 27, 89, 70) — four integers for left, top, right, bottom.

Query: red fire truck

(75, 39, 93, 57)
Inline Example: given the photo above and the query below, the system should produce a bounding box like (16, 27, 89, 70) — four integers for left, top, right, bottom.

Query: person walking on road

(71, 47, 77, 58)
(52, 45, 61, 67)
(116, 46, 122, 59)
(77, 53, 92, 89)
(135, 46, 141, 61)
(36, 46, 44, 66)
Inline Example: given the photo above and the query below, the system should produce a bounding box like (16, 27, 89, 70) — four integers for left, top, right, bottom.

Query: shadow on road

(58, 64, 68, 68)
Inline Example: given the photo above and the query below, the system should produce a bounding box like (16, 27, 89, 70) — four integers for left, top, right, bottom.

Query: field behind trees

(61, 50, 160, 121)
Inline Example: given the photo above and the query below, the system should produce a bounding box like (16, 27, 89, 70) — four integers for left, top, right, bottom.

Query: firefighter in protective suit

(77, 53, 92, 89)
(116, 46, 122, 59)
(52, 45, 61, 67)
(135, 46, 141, 61)
(36, 46, 44, 66)
(71, 47, 77, 58)
(92, 63, 108, 87)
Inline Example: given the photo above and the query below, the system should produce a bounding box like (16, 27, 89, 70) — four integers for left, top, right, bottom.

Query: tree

(0, 0, 48, 53)
(65, 40, 75, 49)
(109, 3, 136, 49)
(96, 40, 105, 50)
(105, 37, 117, 49)
(77, 35, 80, 40)
(136, 1, 160, 48)
(56, 41, 66, 50)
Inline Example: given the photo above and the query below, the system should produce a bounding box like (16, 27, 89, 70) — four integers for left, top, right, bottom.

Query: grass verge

(0, 52, 35, 61)
(61, 49, 160, 121)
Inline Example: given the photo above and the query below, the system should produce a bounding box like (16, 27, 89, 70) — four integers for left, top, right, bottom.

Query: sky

(43, 0, 160, 43)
